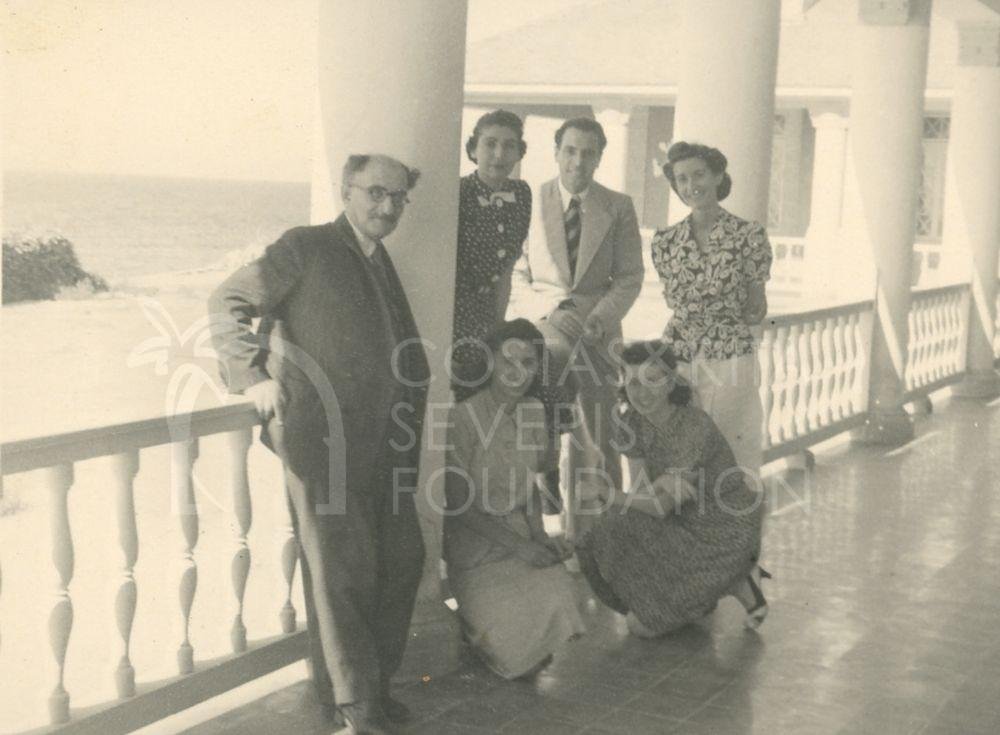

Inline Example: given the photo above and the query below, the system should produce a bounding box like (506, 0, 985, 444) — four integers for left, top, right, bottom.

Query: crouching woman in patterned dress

(443, 319, 586, 678)
(576, 340, 771, 637)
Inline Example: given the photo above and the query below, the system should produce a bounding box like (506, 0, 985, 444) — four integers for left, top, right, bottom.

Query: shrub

(2, 235, 109, 304)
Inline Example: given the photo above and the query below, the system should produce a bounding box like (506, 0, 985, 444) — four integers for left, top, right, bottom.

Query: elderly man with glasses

(209, 153, 428, 734)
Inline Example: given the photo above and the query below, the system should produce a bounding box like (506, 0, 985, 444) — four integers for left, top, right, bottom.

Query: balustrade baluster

(853, 311, 873, 414)
(928, 296, 940, 381)
(45, 463, 75, 724)
(277, 477, 298, 633)
(831, 317, 847, 421)
(227, 429, 253, 652)
(795, 322, 813, 435)
(172, 438, 200, 674)
(758, 328, 775, 450)
(937, 296, 949, 378)
(846, 314, 861, 415)
(769, 327, 788, 444)
(818, 318, 836, 426)
(809, 319, 830, 429)
(950, 292, 963, 374)
(906, 303, 921, 391)
(111, 451, 140, 698)
(782, 324, 801, 440)
(958, 289, 971, 373)
(929, 296, 943, 382)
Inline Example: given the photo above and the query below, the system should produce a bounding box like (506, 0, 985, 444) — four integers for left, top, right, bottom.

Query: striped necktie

(564, 195, 581, 279)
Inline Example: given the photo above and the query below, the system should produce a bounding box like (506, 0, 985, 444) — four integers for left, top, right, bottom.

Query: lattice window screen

(916, 116, 949, 241)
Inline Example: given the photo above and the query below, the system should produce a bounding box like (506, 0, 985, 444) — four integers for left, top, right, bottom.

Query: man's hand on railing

(244, 379, 286, 424)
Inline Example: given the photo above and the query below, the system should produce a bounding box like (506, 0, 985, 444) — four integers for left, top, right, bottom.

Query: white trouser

(677, 352, 763, 487)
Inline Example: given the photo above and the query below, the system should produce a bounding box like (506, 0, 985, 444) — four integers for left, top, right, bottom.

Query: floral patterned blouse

(650, 208, 772, 361)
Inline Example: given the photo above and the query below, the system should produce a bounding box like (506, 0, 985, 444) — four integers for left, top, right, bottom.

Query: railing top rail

(764, 299, 875, 329)
(911, 282, 971, 301)
(1, 402, 260, 476)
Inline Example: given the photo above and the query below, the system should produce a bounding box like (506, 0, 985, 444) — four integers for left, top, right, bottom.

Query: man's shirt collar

(345, 213, 379, 259)
(558, 180, 590, 213)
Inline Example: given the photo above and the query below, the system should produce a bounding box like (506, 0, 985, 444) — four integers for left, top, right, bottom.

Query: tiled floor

(181, 396, 1000, 735)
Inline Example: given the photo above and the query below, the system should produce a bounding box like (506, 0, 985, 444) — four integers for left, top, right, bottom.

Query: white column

(315, 0, 466, 678)
(847, 0, 931, 444)
(672, 0, 781, 224)
(519, 112, 564, 192)
(949, 24, 1000, 398)
(594, 104, 650, 222)
(804, 105, 851, 306)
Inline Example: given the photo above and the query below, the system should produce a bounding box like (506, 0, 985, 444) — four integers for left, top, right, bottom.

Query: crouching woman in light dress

(443, 319, 585, 679)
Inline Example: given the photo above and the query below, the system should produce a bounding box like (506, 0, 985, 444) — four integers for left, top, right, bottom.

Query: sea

(2, 170, 311, 283)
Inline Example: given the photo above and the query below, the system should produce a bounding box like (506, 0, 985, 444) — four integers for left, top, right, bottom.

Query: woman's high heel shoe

(743, 567, 772, 630)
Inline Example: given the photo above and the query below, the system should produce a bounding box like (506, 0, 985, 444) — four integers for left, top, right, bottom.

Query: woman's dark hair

(619, 340, 693, 407)
(661, 141, 732, 202)
(458, 319, 546, 400)
(465, 109, 527, 164)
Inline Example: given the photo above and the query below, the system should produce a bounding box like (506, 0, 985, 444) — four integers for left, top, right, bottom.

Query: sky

(3, 0, 595, 182)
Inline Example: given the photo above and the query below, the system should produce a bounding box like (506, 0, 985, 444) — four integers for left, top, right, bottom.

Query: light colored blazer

(508, 177, 644, 345)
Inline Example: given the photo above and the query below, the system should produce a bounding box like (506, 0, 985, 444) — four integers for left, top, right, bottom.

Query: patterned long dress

(578, 402, 763, 634)
(452, 172, 531, 400)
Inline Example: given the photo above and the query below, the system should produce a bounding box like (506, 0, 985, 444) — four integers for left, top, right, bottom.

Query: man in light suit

(509, 117, 644, 532)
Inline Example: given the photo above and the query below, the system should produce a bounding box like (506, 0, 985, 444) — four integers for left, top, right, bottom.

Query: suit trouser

(536, 321, 622, 516)
(271, 421, 425, 707)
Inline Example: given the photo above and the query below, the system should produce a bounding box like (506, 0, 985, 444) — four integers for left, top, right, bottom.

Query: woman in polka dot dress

(451, 110, 532, 400)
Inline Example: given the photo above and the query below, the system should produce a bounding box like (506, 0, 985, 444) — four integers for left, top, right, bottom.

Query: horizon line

(3, 167, 311, 187)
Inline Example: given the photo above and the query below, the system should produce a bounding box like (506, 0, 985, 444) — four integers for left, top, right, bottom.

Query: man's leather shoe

(335, 701, 397, 734)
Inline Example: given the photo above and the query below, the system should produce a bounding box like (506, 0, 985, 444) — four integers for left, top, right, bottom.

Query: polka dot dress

(452, 172, 531, 399)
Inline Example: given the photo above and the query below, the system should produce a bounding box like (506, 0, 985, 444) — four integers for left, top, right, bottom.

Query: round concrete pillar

(847, 0, 932, 444)
(948, 25, 1000, 399)
(671, 0, 781, 224)
(314, 0, 467, 679)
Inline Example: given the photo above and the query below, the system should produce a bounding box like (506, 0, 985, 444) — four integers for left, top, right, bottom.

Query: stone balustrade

(2, 281, 998, 733)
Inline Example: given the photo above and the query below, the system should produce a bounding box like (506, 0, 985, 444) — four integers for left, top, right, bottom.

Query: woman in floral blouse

(651, 142, 772, 476)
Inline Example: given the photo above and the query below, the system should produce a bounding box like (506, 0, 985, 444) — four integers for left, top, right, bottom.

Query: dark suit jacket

(208, 214, 430, 490)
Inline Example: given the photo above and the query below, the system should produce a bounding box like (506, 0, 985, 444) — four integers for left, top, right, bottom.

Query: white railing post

(45, 462, 75, 724)
(854, 309, 875, 415)
(769, 326, 789, 443)
(759, 327, 776, 451)
(277, 476, 298, 634)
(957, 288, 971, 374)
(111, 450, 140, 698)
(172, 438, 200, 675)
(794, 322, 812, 435)
(227, 428, 253, 653)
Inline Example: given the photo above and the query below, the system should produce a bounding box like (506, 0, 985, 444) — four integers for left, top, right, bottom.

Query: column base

(950, 370, 1000, 400)
(394, 597, 462, 684)
(851, 409, 915, 445)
